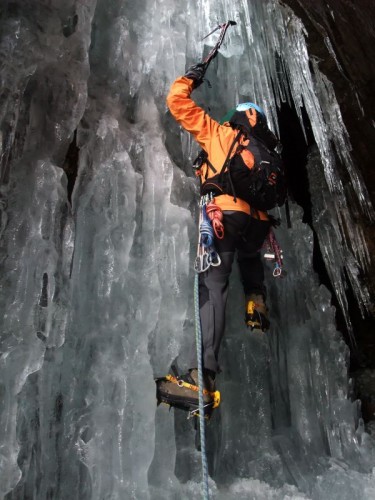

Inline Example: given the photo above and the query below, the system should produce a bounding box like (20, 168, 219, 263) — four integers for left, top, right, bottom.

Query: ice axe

(201, 20, 237, 71)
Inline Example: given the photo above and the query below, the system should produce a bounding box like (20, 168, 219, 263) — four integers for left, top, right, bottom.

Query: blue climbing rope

(200, 204, 214, 248)
(194, 272, 210, 500)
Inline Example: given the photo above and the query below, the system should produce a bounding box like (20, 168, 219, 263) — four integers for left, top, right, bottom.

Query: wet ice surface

(0, 0, 374, 499)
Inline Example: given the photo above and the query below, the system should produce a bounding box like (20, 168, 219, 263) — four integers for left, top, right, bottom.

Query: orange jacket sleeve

(166, 76, 269, 219)
(166, 76, 237, 170)
(166, 76, 221, 152)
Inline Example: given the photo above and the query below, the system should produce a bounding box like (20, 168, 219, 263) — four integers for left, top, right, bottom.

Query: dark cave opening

(62, 130, 79, 203)
(276, 101, 358, 369)
(277, 101, 313, 225)
(278, 97, 375, 425)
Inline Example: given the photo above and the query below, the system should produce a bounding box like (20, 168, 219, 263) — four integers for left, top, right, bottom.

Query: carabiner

(273, 264, 282, 278)
(207, 248, 221, 267)
(194, 250, 210, 273)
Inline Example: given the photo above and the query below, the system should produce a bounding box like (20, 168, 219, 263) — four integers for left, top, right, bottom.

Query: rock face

(281, 1, 375, 200)
(281, 0, 375, 422)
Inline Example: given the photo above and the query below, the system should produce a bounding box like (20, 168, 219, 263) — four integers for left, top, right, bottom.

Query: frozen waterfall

(0, 0, 374, 499)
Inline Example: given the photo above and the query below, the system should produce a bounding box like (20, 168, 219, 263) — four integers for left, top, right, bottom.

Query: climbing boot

(155, 367, 220, 417)
(245, 294, 270, 331)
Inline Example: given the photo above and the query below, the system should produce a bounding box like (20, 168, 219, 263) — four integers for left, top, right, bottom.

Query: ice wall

(0, 0, 374, 499)
(194, 0, 373, 333)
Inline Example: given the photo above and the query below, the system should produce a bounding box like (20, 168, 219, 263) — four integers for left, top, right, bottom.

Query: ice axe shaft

(201, 20, 237, 69)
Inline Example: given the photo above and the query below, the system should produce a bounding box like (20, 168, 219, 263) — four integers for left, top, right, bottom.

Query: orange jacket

(166, 76, 268, 220)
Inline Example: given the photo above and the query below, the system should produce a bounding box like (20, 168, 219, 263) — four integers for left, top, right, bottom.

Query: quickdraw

(194, 195, 222, 273)
(264, 229, 285, 277)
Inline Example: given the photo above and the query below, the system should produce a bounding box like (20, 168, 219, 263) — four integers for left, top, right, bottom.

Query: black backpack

(198, 114, 287, 212)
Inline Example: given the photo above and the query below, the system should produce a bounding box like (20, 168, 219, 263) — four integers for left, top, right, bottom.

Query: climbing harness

(194, 194, 222, 274)
(263, 229, 285, 277)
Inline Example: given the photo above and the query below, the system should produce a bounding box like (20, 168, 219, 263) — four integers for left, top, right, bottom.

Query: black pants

(196, 211, 270, 374)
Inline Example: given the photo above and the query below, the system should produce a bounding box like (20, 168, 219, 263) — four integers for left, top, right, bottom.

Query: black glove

(184, 63, 206, 88)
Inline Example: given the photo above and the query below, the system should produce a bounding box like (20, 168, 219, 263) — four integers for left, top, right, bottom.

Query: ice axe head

(201, 20, 238, 67)
(202, 20, 237, 41)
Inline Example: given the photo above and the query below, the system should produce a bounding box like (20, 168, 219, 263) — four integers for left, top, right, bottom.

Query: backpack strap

(205, 158, 217, 178)
(200, 131, 241, 180)
(217, 129, 243, 201)
(217, 130, 243, 177)
(199, 130, 242, 197)
(193, 150, 217, 180)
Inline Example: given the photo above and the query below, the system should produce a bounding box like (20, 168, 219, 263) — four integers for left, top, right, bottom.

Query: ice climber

(156, 62, 284, 415)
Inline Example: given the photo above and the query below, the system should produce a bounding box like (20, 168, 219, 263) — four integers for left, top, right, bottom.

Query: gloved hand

(184, 63, 206, 88)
